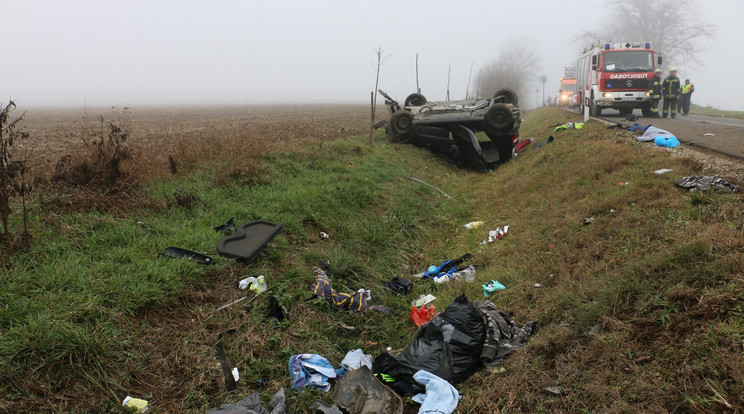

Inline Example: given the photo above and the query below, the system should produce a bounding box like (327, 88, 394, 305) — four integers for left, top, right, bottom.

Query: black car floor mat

(217, 220, 282, 264)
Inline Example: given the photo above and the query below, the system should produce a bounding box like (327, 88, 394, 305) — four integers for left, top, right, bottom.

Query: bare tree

(369, 45, 386, 145)
(577, 0, 713, 66)
(474, 44, 541, 103)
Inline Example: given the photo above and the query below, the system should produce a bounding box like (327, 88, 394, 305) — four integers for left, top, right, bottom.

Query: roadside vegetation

(1, 106, 742, 413)
(689, 104, 744, 120)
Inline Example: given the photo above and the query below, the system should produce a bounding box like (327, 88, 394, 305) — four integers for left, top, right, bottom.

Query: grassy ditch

(689, 104, 744, 120)
(2, 107, 743, 413)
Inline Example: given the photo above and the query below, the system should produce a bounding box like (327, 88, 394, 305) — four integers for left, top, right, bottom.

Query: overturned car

(381, 89, 521, 171)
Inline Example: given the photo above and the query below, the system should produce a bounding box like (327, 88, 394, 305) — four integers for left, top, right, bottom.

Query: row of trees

(474, 0, 711, 105)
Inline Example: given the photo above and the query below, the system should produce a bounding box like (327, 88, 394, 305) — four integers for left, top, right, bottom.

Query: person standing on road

(678, 79, 695, 115)
(662, 67, 681, 118)
(647, 68, 662, 118)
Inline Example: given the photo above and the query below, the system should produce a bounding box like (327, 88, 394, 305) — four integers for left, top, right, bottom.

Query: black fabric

(214, 217, 236, 235)
(438, 253, 472, 274)
(474, 301, 538, 368)
(373, 294, 486, 385)
(676, 176, 737, 193)
(266, 296, 286, 322)
(384, 276, 413, 296)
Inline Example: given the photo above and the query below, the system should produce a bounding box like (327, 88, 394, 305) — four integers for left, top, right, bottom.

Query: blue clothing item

(654, 135, 680, 148)
(288, 354, 338, 392)
(411, 370, 460, 414)
(422, 260, 458, 280)
(629, 123, 652, 133)
(482, 280, 506, 297)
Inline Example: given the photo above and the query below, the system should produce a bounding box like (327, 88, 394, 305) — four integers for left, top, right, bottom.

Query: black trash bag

(373, 294, 486, 385)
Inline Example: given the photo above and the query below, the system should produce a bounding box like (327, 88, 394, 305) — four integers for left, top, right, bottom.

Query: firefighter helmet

(654, 68, 662, 73)
(669, 67, 678, 72)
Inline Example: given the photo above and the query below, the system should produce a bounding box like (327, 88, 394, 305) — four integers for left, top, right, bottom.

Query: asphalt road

(580, 107, 744, 159)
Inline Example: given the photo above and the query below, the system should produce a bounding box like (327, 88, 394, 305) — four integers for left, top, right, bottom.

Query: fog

(2, 0, 741, 109)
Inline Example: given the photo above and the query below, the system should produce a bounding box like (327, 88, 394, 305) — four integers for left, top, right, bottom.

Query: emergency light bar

(601, 42, 652, 50)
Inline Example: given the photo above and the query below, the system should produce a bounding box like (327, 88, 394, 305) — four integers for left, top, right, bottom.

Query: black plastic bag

(373, 294, 485, 385)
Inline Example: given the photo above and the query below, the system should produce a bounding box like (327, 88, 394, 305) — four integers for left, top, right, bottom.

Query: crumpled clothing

(676, 176, 737, 193)
(311, 267, 390, 313)
(629, 123, 651, 133)
(417, 254, 472, 282)
(207, 389, 285, 414)
(412, 370, 460, 414)
(474, 301, 538, 368)
(554, 122, 583, 131)
(341, 349, 373, 371)
(432, 265, 476, 284)
(654, 135, 680, 148)
(482, 280, 506, 297)
(635, 126, 675, 142)
(288, 354, 338, 392)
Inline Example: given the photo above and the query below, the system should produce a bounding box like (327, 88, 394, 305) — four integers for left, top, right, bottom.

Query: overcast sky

(2, 0, 741, 109)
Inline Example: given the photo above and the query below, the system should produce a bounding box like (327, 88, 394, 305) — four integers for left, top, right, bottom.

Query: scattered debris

(464, 221, 485, 229)
(216, 294, 258, 312)
(319, 231, 331, 239)
(311, 400, 344, 414)
(554, 122, 584, 131)
(514, 138, 533, 153)
(341, 349, 373, 372)
(384, 276, 413, 296)
(289, 354, 339, 392)
(654, 135, 680, 148)
(703, 133, 715, 136)
(534, 283, 543, 288)
(544, 386, 565, 396)
(332, 366, 403, 414)
(676, 176, 737, 193)
(412, 294, 436, 307)
(531, 135, 554, 150)
(311, 267, 390, 313)
(412, 370, 460, 414)
(217, 220, 282, 265)
(415, 254, 473, 282)
(215, 330, 238, 391)
(410, 305, 437, 327)
(408, 177, 453, 199)
(374, 295, 537, 385)
(208, 389, 286, 414)
(653, 168, 673, 175)
(266, 296, 286, 322)
(214, 217, 236, 235)
(635, 126, 676, 143)
(158, 247, 214, 265)
(122, 396, 149, 413)
(482, 280, 506, 297)
(618, 182, 629, 186)
(588, 323, 601, 335)
(238, 275, 267, 293)
(629, 123, 651, 133)
(483, 226, 509, 243)
(583, 217, 595, 225)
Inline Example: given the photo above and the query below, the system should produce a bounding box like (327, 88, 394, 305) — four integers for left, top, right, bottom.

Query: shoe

(671, 115, 676, 119)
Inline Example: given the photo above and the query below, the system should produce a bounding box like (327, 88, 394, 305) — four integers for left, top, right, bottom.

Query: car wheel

(493, 88, 519, 106)
(485, 104, 515, 130)
(589, 94, 602, 116)
(404, 93, 427, 107)
(390, 110, 414, 135)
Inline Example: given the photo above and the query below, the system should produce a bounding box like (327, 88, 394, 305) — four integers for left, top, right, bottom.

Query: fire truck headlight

(602, 92, 612, 98)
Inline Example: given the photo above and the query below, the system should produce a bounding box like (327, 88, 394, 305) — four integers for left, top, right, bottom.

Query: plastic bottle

(238, 275, 268, 293)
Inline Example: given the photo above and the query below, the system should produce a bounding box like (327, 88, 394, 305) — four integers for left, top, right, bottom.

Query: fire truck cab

(577, 42, 662, 117)
(558, 78, 577, 107)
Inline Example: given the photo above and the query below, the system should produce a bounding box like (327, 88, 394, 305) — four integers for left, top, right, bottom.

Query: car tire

(390, 110, 414, 135)
(485, 103, 515, 130)
(404, 93, 427, 107)
(589, 94, 602, 116)
(493, 88, 519, 106)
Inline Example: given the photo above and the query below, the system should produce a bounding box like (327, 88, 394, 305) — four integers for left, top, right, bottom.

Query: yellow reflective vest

(681, 83, 694, 94)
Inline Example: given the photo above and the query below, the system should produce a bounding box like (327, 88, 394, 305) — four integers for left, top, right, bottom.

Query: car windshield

(603, 51, 653, 73)
(562, 83, 576, 92)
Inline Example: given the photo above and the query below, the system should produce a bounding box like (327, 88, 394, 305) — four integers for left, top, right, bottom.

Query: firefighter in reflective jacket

(647, 68, 662, 118)
(678, 79, 695, 116)
(662, 67, 681, 118)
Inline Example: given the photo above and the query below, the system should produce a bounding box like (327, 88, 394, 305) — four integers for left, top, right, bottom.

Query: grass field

(2, 106, 743, 413)
(689, 104, 744, 120)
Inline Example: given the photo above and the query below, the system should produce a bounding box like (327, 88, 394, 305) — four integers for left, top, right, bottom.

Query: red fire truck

(576, 42, 662, 117)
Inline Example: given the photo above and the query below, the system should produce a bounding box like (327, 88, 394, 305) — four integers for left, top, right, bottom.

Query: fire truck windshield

(602, 51, 654, 73)
(562, 83, 576, 92)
